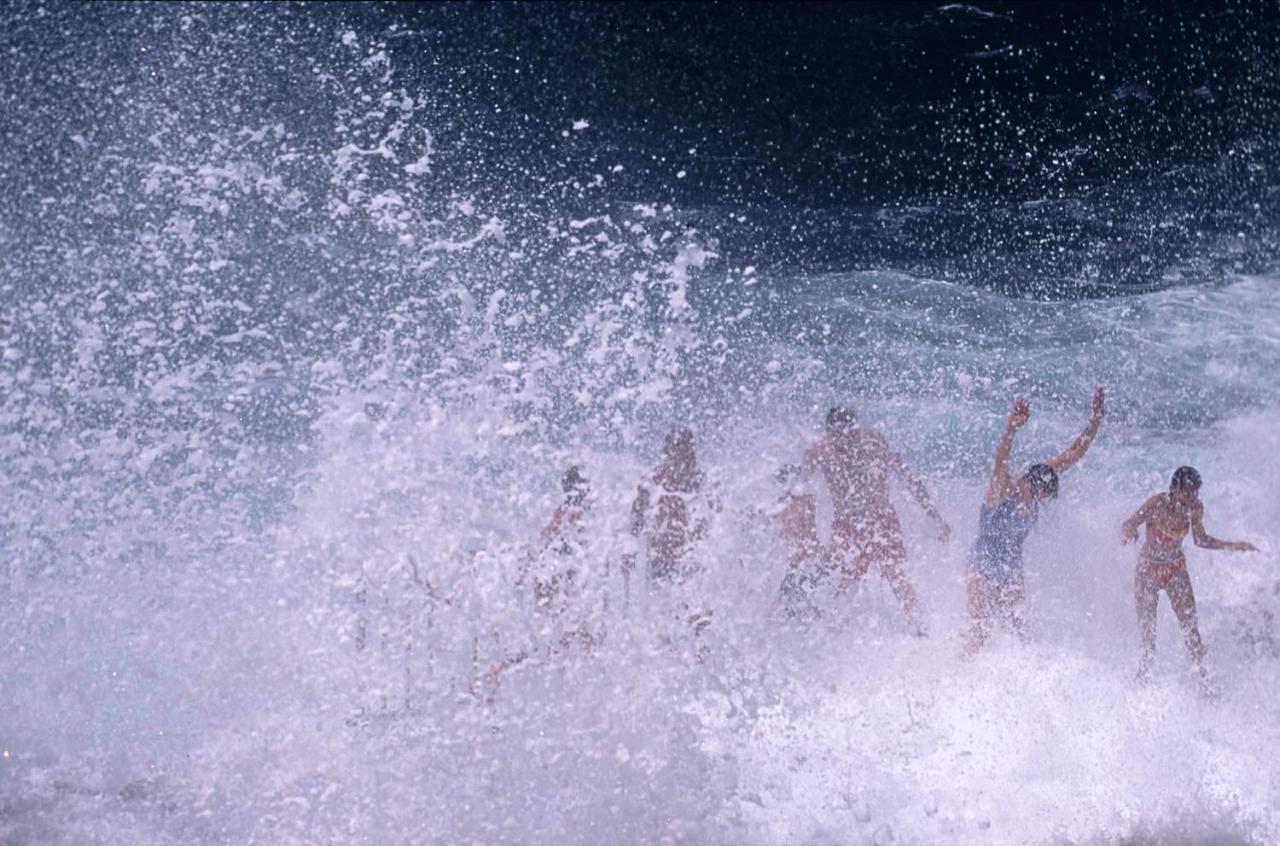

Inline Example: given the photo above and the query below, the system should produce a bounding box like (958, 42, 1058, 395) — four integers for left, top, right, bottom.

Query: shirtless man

(806, 407, 950, 634)
(1121, 466, 1257, 684)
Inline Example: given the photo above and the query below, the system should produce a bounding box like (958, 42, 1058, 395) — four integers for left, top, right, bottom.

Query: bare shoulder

(857, 426, 890, 448)
(806, 437, 831, 462)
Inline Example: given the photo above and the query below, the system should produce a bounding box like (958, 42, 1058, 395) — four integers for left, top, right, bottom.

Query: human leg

(874, 544, 925, 635)
(964, 573, 996, 655)
(830, 529, 871, 595)
(1166, 566, 1207, 676)
(1001, 569, 1027, 643)
(1134, 567, 1160, 681)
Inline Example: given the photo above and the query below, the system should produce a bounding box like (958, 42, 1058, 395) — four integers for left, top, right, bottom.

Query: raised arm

(1190, 502, 1258, 552)
(1121, 493, 1162, 544)
(1045, 387, 1104, 475)
(984, 398, 1029, 507)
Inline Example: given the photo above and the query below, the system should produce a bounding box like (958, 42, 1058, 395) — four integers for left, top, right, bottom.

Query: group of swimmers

(502, 387, 1257, 694)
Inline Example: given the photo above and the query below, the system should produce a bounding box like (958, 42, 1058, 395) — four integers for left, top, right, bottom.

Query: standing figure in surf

(628, 427, 717, 635)
(1121, 466, 1257, 684)
(805, 406, 950, 635)
(522, 464, 593, 620)
(473, 465, 597, 701)
(771, 463, 832, 623)
(965, 389, 1103, 654)
(630, 427, 713, 585)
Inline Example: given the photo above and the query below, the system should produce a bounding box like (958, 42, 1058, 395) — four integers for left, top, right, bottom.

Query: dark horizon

(4, 0, 1279, 294)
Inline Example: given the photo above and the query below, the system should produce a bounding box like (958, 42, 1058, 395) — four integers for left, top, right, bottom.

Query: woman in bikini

(1121, 466, 1257, 682)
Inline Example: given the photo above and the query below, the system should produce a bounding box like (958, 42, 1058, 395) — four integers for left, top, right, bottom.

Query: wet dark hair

(826, 407, 856, 431)
(663, 427, 694, 453)
(562, 465, 589, 505)
(1170, 466, 1201, 491)
(1024, 463, 1059, 499)
(776, 463, 802, 485)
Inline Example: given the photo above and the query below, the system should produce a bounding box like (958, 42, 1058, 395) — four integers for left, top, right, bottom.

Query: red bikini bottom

(1143, 559, 1186, 589)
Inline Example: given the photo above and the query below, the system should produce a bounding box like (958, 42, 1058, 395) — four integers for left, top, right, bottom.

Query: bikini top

(1149, 496, 1189, 541)
(1150, 521, 1188, 542)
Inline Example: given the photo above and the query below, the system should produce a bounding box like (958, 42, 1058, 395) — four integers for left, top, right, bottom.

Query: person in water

(965, 388, 1104, 654)
(523, 464, 591, 615)
(628, 427, 716, 638)
(629, 427, 712, 585)
(1121, 466, 1257, 683)
(771, 463, 831, 623)
(805, 406, 950, 635)
(474, 466, 597, 702)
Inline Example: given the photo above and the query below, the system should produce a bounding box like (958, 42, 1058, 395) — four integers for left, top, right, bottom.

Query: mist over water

(2, 3, 1279, 844)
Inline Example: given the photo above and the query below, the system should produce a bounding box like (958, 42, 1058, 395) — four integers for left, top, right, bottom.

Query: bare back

(811, 427, 896, 523)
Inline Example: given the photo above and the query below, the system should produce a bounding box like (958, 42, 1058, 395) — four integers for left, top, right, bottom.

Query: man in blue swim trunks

(965, 388, 1104, 654)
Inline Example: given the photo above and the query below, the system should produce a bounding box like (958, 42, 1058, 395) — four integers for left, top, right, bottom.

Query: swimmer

(1121, 466, 1257, 684)
(628, 428, 717, 639)
(771, 463, 831, 623)
(523, 464, 591, 614)
(965, 388, 1104, 655)
(805, 407, 950, 635)
(476, 466, 598, 702)
(629, 427, 713, 586)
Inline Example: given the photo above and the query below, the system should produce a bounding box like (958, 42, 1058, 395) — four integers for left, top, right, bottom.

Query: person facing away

(524, 464, 591, 615)
(629, 427, 711, 585)
(772, 462, 831, 623)
(1121, 466, 1257, 685)
(804, 406, 950, 635)
(475, 465, 597, 701)
(965, 388, 1104, 655)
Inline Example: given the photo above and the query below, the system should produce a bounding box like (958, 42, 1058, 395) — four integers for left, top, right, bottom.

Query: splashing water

(2, 4, 1279, 845)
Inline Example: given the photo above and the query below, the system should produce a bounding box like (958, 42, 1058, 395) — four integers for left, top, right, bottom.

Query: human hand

(1009, 398, 1030, 429)
(1121, 524, 1139, 544)
(1231, 541, 1259, 552)
(1092, 386, 1105, 419)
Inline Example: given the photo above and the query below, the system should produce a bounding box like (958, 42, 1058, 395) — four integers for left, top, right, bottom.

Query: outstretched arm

(1121, 494, 1162, 544)
(984, 398, 1029, 507)
(883, 439, 950, 541)
(1045, 387, 1105, 475)
(1191, 503, 1258, 552)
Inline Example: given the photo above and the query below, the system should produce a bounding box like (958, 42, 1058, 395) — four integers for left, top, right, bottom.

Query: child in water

(771, 463, 830, 623)
(473, 466, 597, 702)
(1121, 466, 1257, 685)
(524, 464, 591, 616)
